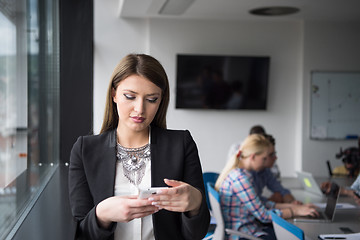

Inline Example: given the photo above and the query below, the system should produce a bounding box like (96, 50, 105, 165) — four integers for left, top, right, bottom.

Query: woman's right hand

(95, 195, 160, 229)
(292, 203, 319, 218)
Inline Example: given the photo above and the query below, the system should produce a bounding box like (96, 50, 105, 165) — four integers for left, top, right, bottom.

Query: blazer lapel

(106, 130, 117, 196)
(94, 130, 117, 201)
(150, 126, 165, 187)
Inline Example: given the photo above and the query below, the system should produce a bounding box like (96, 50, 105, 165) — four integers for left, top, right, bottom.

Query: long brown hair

(100, 54, 170, 133)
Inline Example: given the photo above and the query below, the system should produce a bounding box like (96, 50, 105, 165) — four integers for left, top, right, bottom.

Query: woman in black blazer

(68, 54, 210, 240)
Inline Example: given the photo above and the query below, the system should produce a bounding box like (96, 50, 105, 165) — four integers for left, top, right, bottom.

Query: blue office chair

(270, 210, 304, 240)
(203, 172, 219, 211)
(202, 172, 219, 239)
(204, 182, 260, 240)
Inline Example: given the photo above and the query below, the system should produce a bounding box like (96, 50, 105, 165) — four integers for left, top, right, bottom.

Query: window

(0, 0, 59, 238)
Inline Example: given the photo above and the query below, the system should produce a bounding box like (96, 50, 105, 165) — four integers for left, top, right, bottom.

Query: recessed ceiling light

(250, 7, 300, 16)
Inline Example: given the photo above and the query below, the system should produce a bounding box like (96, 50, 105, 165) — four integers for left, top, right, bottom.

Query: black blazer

(68, 126, 210, 240)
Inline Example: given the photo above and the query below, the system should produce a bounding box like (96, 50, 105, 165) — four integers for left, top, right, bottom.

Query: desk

(292, 208, 360, 239)
(267, 176, 360, 240)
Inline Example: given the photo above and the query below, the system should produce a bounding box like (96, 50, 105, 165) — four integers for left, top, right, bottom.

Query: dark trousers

(239, 226, 277, 240)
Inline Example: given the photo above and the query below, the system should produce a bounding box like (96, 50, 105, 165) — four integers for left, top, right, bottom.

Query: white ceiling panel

(119, 0, 360, 22)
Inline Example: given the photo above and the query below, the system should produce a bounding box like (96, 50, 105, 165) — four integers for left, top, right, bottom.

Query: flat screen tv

(175, 54, 270, 110)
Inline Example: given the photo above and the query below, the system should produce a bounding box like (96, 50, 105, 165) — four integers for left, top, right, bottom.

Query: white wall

(302, 21, 360, 176)
(147, 19, 303, 175)
(94, 0, 360, 177)
(94, 0, 148, 132)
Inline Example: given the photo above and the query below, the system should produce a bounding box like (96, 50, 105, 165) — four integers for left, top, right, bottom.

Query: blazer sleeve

(68, 136, 116, 240)
(180, 130, 211, 240)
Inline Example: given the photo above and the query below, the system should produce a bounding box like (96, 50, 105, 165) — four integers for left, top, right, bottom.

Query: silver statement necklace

(116, 132, 151, 186)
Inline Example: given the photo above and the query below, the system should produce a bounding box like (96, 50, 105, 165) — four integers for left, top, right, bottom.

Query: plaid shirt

(219, 168, 282, 239)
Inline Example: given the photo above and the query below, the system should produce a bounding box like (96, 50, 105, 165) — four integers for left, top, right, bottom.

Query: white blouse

(114, 146, 155, 240)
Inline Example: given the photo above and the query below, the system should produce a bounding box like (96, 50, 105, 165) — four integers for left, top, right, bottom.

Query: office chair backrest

(207, 182, 261, 240)
(326, 160, 333, 177)
(270, 211, 304, 240)
(203, 172, 219, 211)
(207, 182, 226, 240)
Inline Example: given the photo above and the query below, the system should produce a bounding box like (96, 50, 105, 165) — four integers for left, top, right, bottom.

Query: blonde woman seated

(215, 134, 318, 240)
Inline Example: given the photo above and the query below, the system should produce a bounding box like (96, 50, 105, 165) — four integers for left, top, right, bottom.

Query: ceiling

(119, 0, 360, 22)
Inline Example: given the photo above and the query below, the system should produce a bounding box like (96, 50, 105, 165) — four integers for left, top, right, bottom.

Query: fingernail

(151, 202, 158, 205)
(148, 197, 154, 201)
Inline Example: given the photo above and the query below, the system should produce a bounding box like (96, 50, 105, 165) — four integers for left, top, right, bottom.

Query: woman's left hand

(148, 179, 202, 217)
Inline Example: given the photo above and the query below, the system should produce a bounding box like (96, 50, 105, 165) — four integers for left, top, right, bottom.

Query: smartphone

(138, 187, 168, 199)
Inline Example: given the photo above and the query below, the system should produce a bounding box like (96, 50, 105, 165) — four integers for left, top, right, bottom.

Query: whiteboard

(310, 71, 360, 140)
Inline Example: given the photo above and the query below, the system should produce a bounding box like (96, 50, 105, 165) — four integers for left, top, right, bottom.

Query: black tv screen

(175, 54, 270, 110)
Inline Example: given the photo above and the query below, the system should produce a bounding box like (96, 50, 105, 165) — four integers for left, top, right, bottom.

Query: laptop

(296, 171, 324, 196)
(293, 186, 340, 223)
